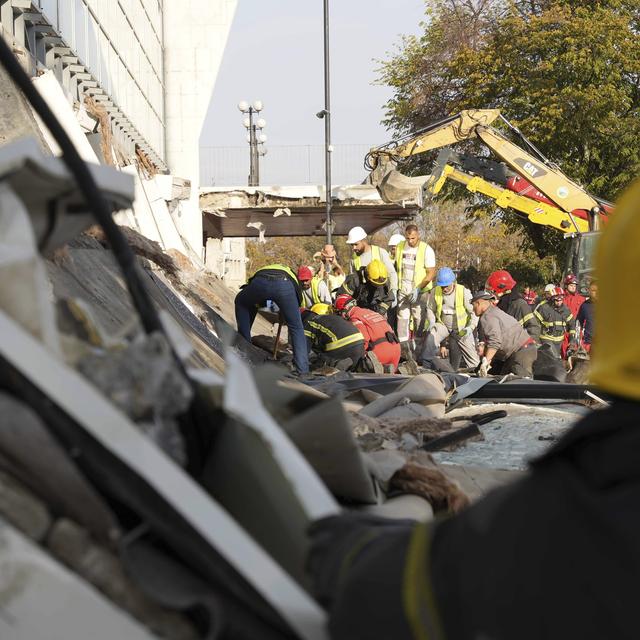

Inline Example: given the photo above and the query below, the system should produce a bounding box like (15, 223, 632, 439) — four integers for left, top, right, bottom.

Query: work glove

(307, 512, 416, 608)
(409, 287, 421, 305)
(476, 356, 490, 377)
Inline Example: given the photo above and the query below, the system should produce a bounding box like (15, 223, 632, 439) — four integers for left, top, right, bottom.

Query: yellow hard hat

(590, 178, 640, 400)
(310, 303, 332, 315)
(366, 259, 388, 285)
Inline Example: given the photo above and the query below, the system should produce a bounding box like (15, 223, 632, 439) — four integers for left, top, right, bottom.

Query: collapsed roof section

(199, 184, 420, 240)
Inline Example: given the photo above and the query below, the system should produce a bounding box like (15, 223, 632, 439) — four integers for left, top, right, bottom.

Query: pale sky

(201, 0, 425, 156)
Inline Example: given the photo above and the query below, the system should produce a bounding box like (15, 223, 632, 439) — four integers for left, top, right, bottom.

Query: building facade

(1, 0, 238, 264)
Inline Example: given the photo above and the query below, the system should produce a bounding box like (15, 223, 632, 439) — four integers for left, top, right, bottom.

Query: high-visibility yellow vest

(352, 245, 381, 271)
(301, 276, 324, 309)
(395, 240, 433, 291)
(433, 284, 470, 332)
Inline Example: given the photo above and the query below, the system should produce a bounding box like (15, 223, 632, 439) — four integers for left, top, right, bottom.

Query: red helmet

(297, 266, 313, 281)
(485, 270, 516, 295)
(334, 294, 356, 312)
(551, 286, 565, 298)
(564, 274, 578, 285)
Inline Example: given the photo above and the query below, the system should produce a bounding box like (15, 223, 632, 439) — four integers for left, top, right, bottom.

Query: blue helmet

(435, 267, 456, 287)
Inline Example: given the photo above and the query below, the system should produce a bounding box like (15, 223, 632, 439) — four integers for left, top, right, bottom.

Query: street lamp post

(320, 0, 332, 243)
(238, 100, 267, 187)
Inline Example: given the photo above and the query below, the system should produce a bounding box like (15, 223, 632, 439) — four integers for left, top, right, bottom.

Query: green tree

(378, 0, 640, 253)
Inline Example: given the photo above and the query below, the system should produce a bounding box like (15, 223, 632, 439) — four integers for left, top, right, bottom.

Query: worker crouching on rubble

(335, 294, 401, 373)
(306, 179, 640, 640)
(419, 267, 479, 370)
(337, 259, 395, 318)
(235, 263, 309, 374)
(301, 303, 365, 371)
(472, 289, 537, 377)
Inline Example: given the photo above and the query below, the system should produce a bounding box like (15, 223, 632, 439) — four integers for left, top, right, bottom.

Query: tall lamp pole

(318, 0, 332, 243)
(238, 100, 267, 187)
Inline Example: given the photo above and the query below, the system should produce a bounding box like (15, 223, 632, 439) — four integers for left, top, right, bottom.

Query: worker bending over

(394, 224, 436, 347)
(472, 289, 537, 377)
(306, 178, 640, 640)
(485, 269, 540, 342)
(338, 259, 394, 317)
(346, 226, 398, 298)
(297, 266, 331, 309)
(301, 304, 365, 371)
(335, 294, 401, 373)
(534, 286, 575, 358)
(234, 264, 308, 374)
(419, 267, 478, 369)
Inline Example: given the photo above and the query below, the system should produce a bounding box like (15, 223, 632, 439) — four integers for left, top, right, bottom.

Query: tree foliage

(378, 0, 640, 256)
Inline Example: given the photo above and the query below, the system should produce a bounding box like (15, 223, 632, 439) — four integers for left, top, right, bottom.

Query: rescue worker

(301, 303, 365, 371)
(346, 226, 398, 300)
(297, 266, 331, 309)
(575, 280, 597, 353)
(543, 283, 556, 300)
(534, 286, 575, 358)
(563, 273, 586, 317)
(234, 264, 308, 374)
(561, 273, 586, 357)
(395, 224, 437, 349)
(337, 259, 394, 317)
(472, 289, 538, 377)
(306, 178, 640, 640)
(419, 267, 479, 369)
(522, 285, 538, 306)
(387, 233, 406, 260)
(312, 244, 345, 292)
(485, 269, 540, 342)
(335, 294, 401, 372)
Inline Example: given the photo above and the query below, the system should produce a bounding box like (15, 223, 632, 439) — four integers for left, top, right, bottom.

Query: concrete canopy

(200, 185, 419, 239)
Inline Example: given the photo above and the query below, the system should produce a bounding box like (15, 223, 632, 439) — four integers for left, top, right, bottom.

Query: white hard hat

(544, 283, 556, 294)
(346, 226, 367, 244)
(388, 233, 405, 247)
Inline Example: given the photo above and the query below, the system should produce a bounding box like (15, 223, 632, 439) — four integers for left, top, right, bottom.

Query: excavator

(366, 109, 613, 284)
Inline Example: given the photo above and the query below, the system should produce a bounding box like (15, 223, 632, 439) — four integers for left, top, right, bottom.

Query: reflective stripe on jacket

(303, 314, 365, 352)
(534, 302, 575, 343)
(395, 240, 433, 291)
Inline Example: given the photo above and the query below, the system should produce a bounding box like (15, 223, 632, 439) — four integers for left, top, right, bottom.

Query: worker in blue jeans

(234, 264, 309, 374)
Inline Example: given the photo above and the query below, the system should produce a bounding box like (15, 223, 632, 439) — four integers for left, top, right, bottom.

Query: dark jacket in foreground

(310, 401, 640, 640)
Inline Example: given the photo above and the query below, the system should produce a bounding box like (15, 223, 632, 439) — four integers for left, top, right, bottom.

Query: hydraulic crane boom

(367, 109, 605, 219)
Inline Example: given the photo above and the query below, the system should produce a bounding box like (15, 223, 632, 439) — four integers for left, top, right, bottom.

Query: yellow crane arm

(426, 164, 589, 234)
(474, 126, 599, 213)
(369, 109, 600, 215)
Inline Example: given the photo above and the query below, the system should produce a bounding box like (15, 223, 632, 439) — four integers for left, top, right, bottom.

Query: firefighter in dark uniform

(337, 259, 394, 317)
(534, 285, 575, 358)
(301, 304, 365, 371)
(305, 179, 640, 640)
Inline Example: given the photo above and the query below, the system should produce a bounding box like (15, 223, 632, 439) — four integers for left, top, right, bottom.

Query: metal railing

(200, 143, 372, 187)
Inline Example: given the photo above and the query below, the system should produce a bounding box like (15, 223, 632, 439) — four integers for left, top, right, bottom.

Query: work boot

(362, 351, 384, 375)
(399, 341, 419, 375)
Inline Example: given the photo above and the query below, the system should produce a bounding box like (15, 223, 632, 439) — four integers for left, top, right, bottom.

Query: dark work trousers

(501, 342, 537, 377)
(317, 342, 365, 371)
(235, 275, 309, 374)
